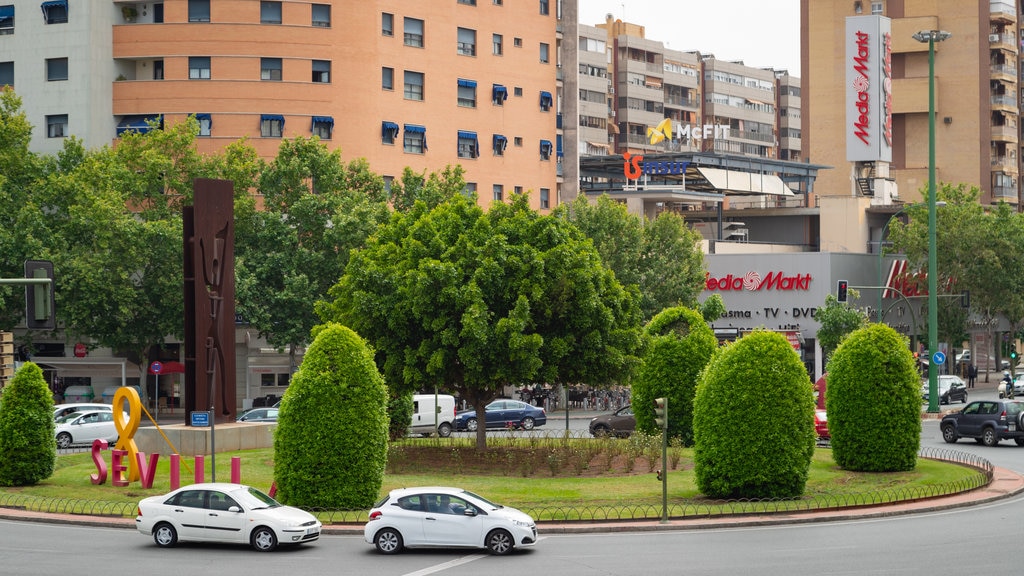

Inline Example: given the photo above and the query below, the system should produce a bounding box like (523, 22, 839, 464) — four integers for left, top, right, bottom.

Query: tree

(273, 323, 388, 509)
(388, 165, 466, 212)
(826, 324, 920, 472)
(693, 330, 815, 498)
(321, 193, 643, 450)
(0, 362, 56, 486)
(815, 292, 869, 360)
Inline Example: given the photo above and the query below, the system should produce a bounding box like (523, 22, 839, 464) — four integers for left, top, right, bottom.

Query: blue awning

(493, 134, 507, 151)
(457, 79, 477, 88)
(261, 114, 285, 127)
(311, 115, 334, 128)
(116, 115, 162, 136)
(492, 84, 508, 102)
(404, 124, 425, 134)
(40, 0, 66, 14)
(0, 6, 14, 20)
(540, 139, 553, 156)
(194, 113, 211, 123)
(457, 130, 477, 140)
(540, 91, 553, 106)
(382, 121, 399, 138)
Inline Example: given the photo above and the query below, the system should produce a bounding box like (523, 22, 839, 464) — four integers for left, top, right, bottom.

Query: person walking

(968, 363, 977, 389)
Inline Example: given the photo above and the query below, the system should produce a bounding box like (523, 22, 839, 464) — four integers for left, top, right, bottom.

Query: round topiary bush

(273, 323, 389, 509)
(826, 323, 920, 472)
(633, 306, 717, 445)
(387, 392, 414, 441)
(0, 362, 56, 486)
(693, 330, 815, 499)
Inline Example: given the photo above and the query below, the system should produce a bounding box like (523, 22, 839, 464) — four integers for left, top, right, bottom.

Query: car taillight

(136, 506, 142, 516)
(368, 510, 382, 521)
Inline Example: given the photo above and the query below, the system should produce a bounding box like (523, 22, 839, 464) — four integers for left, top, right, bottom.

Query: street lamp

(914, 29, 951, 413)
(876, 201, 946, 321)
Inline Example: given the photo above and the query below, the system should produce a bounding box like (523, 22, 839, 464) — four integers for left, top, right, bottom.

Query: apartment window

(189, 57, 211, 79)
(46, 57, 67, 81)
(514, 86, 523, 97)
(492, 134, 507, 155)
(458, 0, 476, 4)
(457, 79, 477, 107)
(195, 113, 212, 136)
(871, 2, 883, 14)
(492, 34, 503, 56)
(0, 5, 13, 35)
(514, 186, 523, 194)
(381, 121, 399, 145)
(464, 182, 477, 197)
(403, 124, 426, 154)
(311, 3, 330, 27)
(539, 0, 549, 15)
(457, 27, 476, 56)
(381, 12, 392, 36)
(492, 84, 508, 105)
(513, 37, 522, 48)
(404, 70, 424, 100)
(404, 17, 424, 47)
(540, 188, 550, 209)
(311, 116, 333, 139)
(188, 0, 210, 22)
(0, 61, 11, 87)
(539, 91, 553, 111)
(312, 60, 330, 83)
(493, 184, 503, 201)
(41, 0, 67, 24)
(260, 114, 284, 137)
(153, 2, 163, 23)
(539, 43, 549, 63)
(457, 130, 479, 159)
(261, 58, 282, 81)
(493, 0, 502, 5)
(539, 140, 553, 160)
(46, 114, 67, 138)
(514, 136, 522, 146)
(382, 67, 394, 90)
(383, 175, 394, 191)
(260, 1, 281, 24)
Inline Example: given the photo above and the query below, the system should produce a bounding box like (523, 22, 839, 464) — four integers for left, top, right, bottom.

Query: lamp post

(913, 29, 951, 414)
(876, 201, 945, 321)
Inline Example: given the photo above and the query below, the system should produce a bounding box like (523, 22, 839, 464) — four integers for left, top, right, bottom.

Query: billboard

(845, 15, 893, 163)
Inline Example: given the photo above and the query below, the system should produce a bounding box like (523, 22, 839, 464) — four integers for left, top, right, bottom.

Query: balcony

(992, 94, 1017, 111)
(991, 155, 1019, 172)
(989, 32, 1016, 51)
(991, 63, 1017, 82)
(991, 124, 1019, 143)
(990, 1, 1016, 24)
(992, 185, 1018, 201)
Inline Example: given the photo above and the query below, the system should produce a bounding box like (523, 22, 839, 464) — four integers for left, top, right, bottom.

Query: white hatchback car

(54, 410, 119, 448)
(135, 483, 321, 552)
(53, 403, 112, 421)
(364, 486, 538, 555)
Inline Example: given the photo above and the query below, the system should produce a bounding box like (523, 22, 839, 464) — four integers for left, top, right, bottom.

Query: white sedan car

(364, 486, 538, 555)
(55, 410, 118, 448)
(135, 483, 321, 552)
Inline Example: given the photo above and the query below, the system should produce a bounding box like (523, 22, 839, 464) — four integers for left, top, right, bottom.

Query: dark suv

(940, 400, 1024, 447)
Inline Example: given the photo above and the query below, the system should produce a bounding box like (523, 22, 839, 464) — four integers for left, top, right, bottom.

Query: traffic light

(837, 280, 849, 303)
(1012, 346, 1018, 362)
(24, 260, 55, 330)
(654, 397, 668, 431)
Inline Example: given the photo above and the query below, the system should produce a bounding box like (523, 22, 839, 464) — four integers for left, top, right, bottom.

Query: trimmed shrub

(693, 330, 815, 499)
(0, 362, 56, 486)
(388, 393, 414, 441)
(633, 306, 716, 445)
(826, 323, 920, 472)
(273, 323, 389, 509)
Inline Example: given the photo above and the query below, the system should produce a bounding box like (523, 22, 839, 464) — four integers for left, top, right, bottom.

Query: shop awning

(696, 167, 795, 196)
(116, 114, 162, 136)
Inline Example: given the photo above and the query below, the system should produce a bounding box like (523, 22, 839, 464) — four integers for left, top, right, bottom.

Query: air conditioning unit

(609, 87, 615, 95)
(990, 34, 1000, 42)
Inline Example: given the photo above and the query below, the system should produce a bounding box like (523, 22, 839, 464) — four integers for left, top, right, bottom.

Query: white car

(364, 486, 538, 555)
(55, 410, 118, 448)
(135, 483, 321, 552)
(53, 402, 111, 421)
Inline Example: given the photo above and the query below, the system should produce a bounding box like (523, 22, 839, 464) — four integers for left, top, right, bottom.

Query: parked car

(998, 374, 1024, 398)
(921, 375, 968, 404)
(236, 408, 278, 422)
(940, 400, 1024, 447)
(135, 482, 321, 551)
(408, 394, 456, 437)
(814, 409, 829, 441)
(364, 486, 537, 555)
(55, 410, 119, 449)
(453, 399, 546, 432)
(53, 402, 111, 421)
(589, 405, 635, 438)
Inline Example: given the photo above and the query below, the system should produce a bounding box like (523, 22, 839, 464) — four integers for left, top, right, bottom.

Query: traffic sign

(932, 351, 946, 365)
(191, 411, 210, 427)
(150, 361, 163, 374)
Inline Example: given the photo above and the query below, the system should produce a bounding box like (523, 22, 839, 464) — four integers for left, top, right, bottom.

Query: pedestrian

(967, 363, 977, 388)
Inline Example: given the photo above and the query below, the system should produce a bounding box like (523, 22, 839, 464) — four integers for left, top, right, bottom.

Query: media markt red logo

(705, 271, 813, 292)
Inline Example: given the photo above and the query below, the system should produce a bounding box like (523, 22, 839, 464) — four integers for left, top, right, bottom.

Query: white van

(409, 394, 456, 437)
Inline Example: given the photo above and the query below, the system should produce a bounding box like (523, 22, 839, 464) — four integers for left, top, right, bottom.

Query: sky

(578, 0, 802, 76)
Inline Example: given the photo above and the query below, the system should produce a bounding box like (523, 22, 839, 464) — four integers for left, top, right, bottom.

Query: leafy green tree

(698, 294, 726, 323)
(632, 306, 717, 445)
(321, 193, 642, 450)
(388, 165, 466, 212)
(0, 362, 56, 486)
(693, 330, 815, 498)
(826, 324, 920, 472)
(816, 292, 869, 359)
(273, 323, 388, 509)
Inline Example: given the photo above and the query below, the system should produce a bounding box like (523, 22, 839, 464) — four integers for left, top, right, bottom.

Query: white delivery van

(409, 394, 456, 437)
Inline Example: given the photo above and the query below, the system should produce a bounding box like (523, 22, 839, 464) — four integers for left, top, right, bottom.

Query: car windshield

(1006, 403, 1024, 416)
(231, 486, 281, 510)
(462, 490, 502, 510)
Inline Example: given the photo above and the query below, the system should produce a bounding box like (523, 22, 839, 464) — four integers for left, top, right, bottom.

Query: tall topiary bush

(633, 306, 717, 445)
(387, 392, 414, 441)
(693, 330, 815, 499)
(0, 362, 56, 486)
(826, 323, 920, 472)
(273, 323, 389, 509)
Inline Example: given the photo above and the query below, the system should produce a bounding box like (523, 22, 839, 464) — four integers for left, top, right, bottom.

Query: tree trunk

(473, 397, 488, 451)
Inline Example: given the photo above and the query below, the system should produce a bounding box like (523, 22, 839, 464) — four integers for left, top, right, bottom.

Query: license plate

(306, 527, 319, 535)
(1009, 423, 1016, 431)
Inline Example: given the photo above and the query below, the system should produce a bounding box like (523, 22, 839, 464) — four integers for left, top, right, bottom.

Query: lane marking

(401, 553, 488, 576)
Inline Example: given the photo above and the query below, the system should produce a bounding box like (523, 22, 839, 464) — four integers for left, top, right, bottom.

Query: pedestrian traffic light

(654, 397, 668, 430)
(1012, 346, 1018, 362)
(24, 260, 55, 330)
(837, 280, 849, 303)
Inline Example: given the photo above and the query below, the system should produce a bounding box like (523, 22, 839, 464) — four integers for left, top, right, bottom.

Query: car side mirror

(463, 508, 477, 517)
(228, 506, 241, 513)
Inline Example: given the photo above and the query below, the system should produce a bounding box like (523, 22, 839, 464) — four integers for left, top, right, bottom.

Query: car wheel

(591, 424, 610, 438)
(56, 432, 72, 449)
(466, 418, 478, 432)
(962, 393, 968, 404)
(941, 396, 948, 405)
(250, 526, 278, 552)
(520, 417, 535, 430)
(437, 422, 453, 438)
(153, 522, 178, 548)
(982, 427, 999, 447)
(485, 529, 514, 555)
(374, 528, 403, 554)
(1015, 438, 1024, 446)
(940, 423, 959, 444)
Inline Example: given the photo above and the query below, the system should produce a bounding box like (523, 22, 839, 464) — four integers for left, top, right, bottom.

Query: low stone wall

(133, 422, 274, 456)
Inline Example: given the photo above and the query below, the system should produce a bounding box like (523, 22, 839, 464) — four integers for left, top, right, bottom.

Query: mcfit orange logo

(647, 118, 673, 145)
(623, 152, 643, 179)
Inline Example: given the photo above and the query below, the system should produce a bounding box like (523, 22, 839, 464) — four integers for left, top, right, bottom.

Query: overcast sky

(578, 0, 802, 76)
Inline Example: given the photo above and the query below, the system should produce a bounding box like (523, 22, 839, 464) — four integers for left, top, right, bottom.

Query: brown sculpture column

(183, 179, 236, 425)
